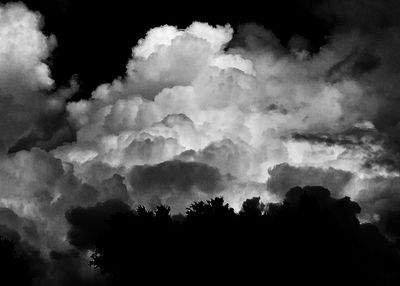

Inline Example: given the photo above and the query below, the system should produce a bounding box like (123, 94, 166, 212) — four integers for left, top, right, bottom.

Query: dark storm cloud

(292, 128, 400, 173)
(363, 147, 400, 173)
(230, 23, 284, 53)
(314, 1, 400, 167)
(126, 160, 231, 212)
(0, 207, 39, 244)
(239, 2, 400, 176)
(176, 139, 252, 179)
(8, 108, 76, 154)
(291, 126, 386, 146)
(267, 163, 353, 197)
(129, 160, 226, 195)
(326, 48, 381, 82)
(292, 132, 359, 147)
(355, 176, 400, 216)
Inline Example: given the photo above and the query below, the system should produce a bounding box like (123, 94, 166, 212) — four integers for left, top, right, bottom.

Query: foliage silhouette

(66, 186, 400, 286)
(0, 232, 33, 285)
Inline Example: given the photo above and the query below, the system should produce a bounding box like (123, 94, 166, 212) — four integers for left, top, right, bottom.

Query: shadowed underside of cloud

(129, 160, 225, 194)
(267, 163, 354, 197)
(8, 109, 77, 154)
(128, 160, 228, 211)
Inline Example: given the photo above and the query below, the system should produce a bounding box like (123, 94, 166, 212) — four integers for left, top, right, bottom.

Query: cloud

(55, 21, 366, 190)
(0, 147, 134, 256)
(123, 22, 234, 99)
(0, 207, 39, 245)
(0, 3, 77, 153)
(0, 3, 54, 90)
(267, 163, 354, 197)
(48, 16, 400, 227)
(2, 2, 400, 283)
(176, 138, 254, 180)
(129, 160, 225, 193)
(128, 160, 227, 211)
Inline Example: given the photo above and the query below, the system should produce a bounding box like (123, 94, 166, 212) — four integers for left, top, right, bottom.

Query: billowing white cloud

(0, 3, 91, 255)
(53, 21, 387, 214)
(0, 3, 76, 153)
(0, 5, 400, 270)
(1, 1, 399, 283)
(50, 20, 400, 226)
(0, 3, 54, 91)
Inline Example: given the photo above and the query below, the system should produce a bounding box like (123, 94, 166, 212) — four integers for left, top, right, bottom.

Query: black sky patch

(12, 0, 330, 99)
(316, 0, 400, 32)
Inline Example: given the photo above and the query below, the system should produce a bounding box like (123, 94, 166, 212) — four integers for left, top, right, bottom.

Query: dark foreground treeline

(2, 186, 400, 285)
(66, 186, 400, 286)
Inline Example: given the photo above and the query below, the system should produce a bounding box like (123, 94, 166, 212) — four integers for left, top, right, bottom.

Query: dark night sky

(18, 0, 330, 98)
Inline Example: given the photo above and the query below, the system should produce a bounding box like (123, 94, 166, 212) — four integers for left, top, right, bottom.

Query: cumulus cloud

(0, 3, 54, 90)
(53, 18, 400, 217)
(0, 148, 94, 251)
(0, 3, 76, 153)
(56, 21, 363, 189)
(2, 1, 400, 283)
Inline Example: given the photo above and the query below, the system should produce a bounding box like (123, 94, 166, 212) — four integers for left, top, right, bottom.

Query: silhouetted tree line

(0, 228, 35, 285)
(1, 186, 400, 285)
(65, 186, 400, 286)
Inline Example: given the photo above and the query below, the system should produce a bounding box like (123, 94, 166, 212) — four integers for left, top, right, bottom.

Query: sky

(1, 0, 400, 284)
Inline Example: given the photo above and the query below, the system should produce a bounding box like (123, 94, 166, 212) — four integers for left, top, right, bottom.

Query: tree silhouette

(0, 235, 32, 285)
(66, 186, 400, 286)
